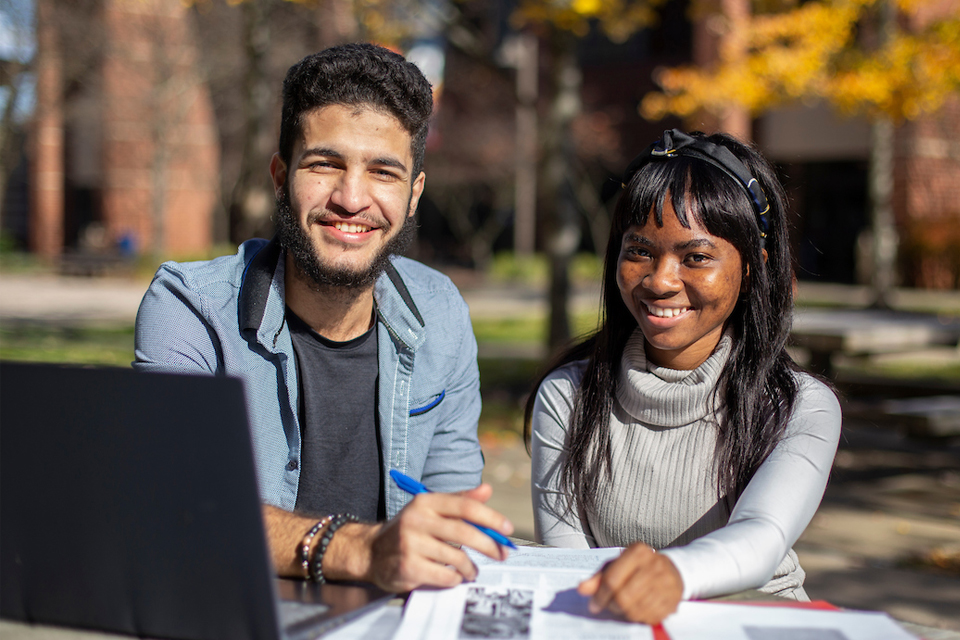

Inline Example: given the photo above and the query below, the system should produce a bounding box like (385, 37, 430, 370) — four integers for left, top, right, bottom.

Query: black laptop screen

(1, 363, 281, 640)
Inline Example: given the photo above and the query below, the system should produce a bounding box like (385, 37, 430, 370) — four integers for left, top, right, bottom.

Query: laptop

(0, 361, 392, 640)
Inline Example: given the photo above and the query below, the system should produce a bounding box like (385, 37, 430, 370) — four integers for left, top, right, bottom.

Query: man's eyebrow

(298, 148, 408, 174)
(299, 147, 342, 162)
(371, 156, 408, 173)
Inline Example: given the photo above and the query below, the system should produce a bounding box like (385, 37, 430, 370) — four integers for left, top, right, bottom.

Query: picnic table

(790, 307, 960, 437)
(790, 308, 960, 378)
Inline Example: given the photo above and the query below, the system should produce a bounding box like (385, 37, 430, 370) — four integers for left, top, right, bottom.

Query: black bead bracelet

(299, 514, 334, 580)
(309, 513, 359, 584)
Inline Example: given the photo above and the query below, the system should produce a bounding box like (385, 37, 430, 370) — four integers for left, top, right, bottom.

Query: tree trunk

(228, 0, 272, 245)
(513, 31, 538, 257)
(868, 0, 898, 308)
(0, 61, 25, 230)
(542, 32, 582, 352)
(868, 117, 898, 308)
(691, 0, 752, 138)
(30, 0, 65, 258)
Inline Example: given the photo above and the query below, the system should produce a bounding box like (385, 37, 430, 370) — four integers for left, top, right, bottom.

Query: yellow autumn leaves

(514, 0, 664, 41)
(639, 0, 960, 122)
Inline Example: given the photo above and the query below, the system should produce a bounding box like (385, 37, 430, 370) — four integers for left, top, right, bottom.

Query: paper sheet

(393, 547, 920, 640)
(467, 545, 622, 570)
(662, 601, 919, 640)
(395, 545, 654, 640)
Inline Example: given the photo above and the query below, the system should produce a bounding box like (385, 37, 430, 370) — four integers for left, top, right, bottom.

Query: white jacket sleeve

(660, 375, 841, 599)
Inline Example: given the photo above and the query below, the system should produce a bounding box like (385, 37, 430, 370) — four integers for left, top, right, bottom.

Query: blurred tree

(640, 0, 960, 304)
(0, 0, 34, 235)
(513, 0, 666, 350)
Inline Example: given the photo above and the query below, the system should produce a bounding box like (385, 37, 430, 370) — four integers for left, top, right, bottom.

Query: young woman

(526, 130, 841, 624)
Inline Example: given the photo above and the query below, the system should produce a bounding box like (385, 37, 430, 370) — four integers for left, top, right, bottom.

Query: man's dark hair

(279, 43, 434, 176)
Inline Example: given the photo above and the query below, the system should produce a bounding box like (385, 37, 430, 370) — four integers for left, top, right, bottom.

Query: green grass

(477, 398, 527, 437)
(488, 252, 603, 286)
(477, 358, 546, 437)
(472, 311, 601, 344)
(0, 325, 136, 367)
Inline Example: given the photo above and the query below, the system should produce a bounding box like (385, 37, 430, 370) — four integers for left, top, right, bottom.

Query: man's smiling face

(271, 104, 424, 289)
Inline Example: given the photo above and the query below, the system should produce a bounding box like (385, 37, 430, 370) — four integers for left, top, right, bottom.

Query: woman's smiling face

(617, 196, 743, 370)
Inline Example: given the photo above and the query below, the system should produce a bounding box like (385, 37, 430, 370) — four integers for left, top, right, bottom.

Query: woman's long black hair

(523, 131, 803, 516)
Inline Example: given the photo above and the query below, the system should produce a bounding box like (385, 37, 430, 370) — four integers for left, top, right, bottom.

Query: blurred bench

(58, 251, 135, 277)
(790, 308, 960, 378)
(843, 395, 960, 438)
(791, 308, 960, 439)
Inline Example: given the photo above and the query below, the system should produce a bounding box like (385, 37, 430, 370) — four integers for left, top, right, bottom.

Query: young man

(134, 44, 512, 592)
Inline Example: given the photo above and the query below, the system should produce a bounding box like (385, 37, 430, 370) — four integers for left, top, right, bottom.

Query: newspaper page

(395, 546, 655, 640)
(395, 548, 920, 640)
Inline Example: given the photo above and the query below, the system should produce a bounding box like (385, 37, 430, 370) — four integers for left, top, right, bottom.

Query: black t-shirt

(287, 308, 385, 521)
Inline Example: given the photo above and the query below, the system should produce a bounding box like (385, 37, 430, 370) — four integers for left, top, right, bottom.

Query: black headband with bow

(621, 129, 770, 241)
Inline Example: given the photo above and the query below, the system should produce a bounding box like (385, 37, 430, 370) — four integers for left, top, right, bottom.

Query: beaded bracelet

(299, 515, 334, 580)
(309, 513, 360, 584)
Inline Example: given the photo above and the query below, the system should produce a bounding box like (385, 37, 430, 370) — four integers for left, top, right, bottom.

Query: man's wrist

(320, 521, 380, 583)
(307, 513, 360, 583)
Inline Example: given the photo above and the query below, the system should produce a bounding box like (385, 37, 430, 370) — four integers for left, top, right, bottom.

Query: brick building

(894, 99, 960, 289)
(29, 0, 219, 260)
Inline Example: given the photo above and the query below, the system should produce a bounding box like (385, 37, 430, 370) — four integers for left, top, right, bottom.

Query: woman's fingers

(614, 555, 682, 623)
(586, 545, 654, 613)
(577, 543, 683, 624)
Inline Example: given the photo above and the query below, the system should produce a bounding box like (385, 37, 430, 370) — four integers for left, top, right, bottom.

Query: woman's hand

(577, 543, 683, 624)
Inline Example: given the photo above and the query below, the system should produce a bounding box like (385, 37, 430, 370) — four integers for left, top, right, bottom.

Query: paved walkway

(0, 272, 148, 325)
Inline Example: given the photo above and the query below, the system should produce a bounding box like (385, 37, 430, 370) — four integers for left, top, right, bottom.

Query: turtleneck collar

(615, 328, 732, 427)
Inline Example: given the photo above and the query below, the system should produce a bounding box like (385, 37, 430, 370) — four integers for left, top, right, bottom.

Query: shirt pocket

(409, 389, 445, 417)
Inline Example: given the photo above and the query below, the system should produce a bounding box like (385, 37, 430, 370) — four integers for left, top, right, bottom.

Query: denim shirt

(134, 238, 483, 518)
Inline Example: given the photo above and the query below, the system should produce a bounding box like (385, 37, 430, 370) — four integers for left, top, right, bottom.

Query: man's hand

(263, 484, 513, 592)
(577, 543, 683, 625)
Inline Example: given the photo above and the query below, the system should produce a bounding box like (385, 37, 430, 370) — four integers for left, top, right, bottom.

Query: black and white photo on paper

(458, 586, 534, 639)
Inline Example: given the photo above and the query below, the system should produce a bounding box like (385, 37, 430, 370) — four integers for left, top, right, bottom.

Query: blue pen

(389, 469, 517, 550)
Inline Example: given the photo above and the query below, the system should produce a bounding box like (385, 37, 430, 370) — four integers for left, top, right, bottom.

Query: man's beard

(275, 188, 417, 290)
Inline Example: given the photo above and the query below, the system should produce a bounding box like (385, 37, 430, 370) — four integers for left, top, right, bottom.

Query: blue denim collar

(238, 237, 426, 352)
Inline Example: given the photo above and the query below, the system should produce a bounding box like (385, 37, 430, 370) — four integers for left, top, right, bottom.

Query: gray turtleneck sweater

(531, 330, 841, 601)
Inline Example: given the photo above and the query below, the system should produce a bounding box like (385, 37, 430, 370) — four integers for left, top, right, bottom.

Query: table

(4, 582, 958, 640)
(3, 540, 958, 640)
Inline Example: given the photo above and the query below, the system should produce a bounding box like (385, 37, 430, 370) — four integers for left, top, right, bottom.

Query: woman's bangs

(624, 161, 691, 229)
(685, 162, 757, 247)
